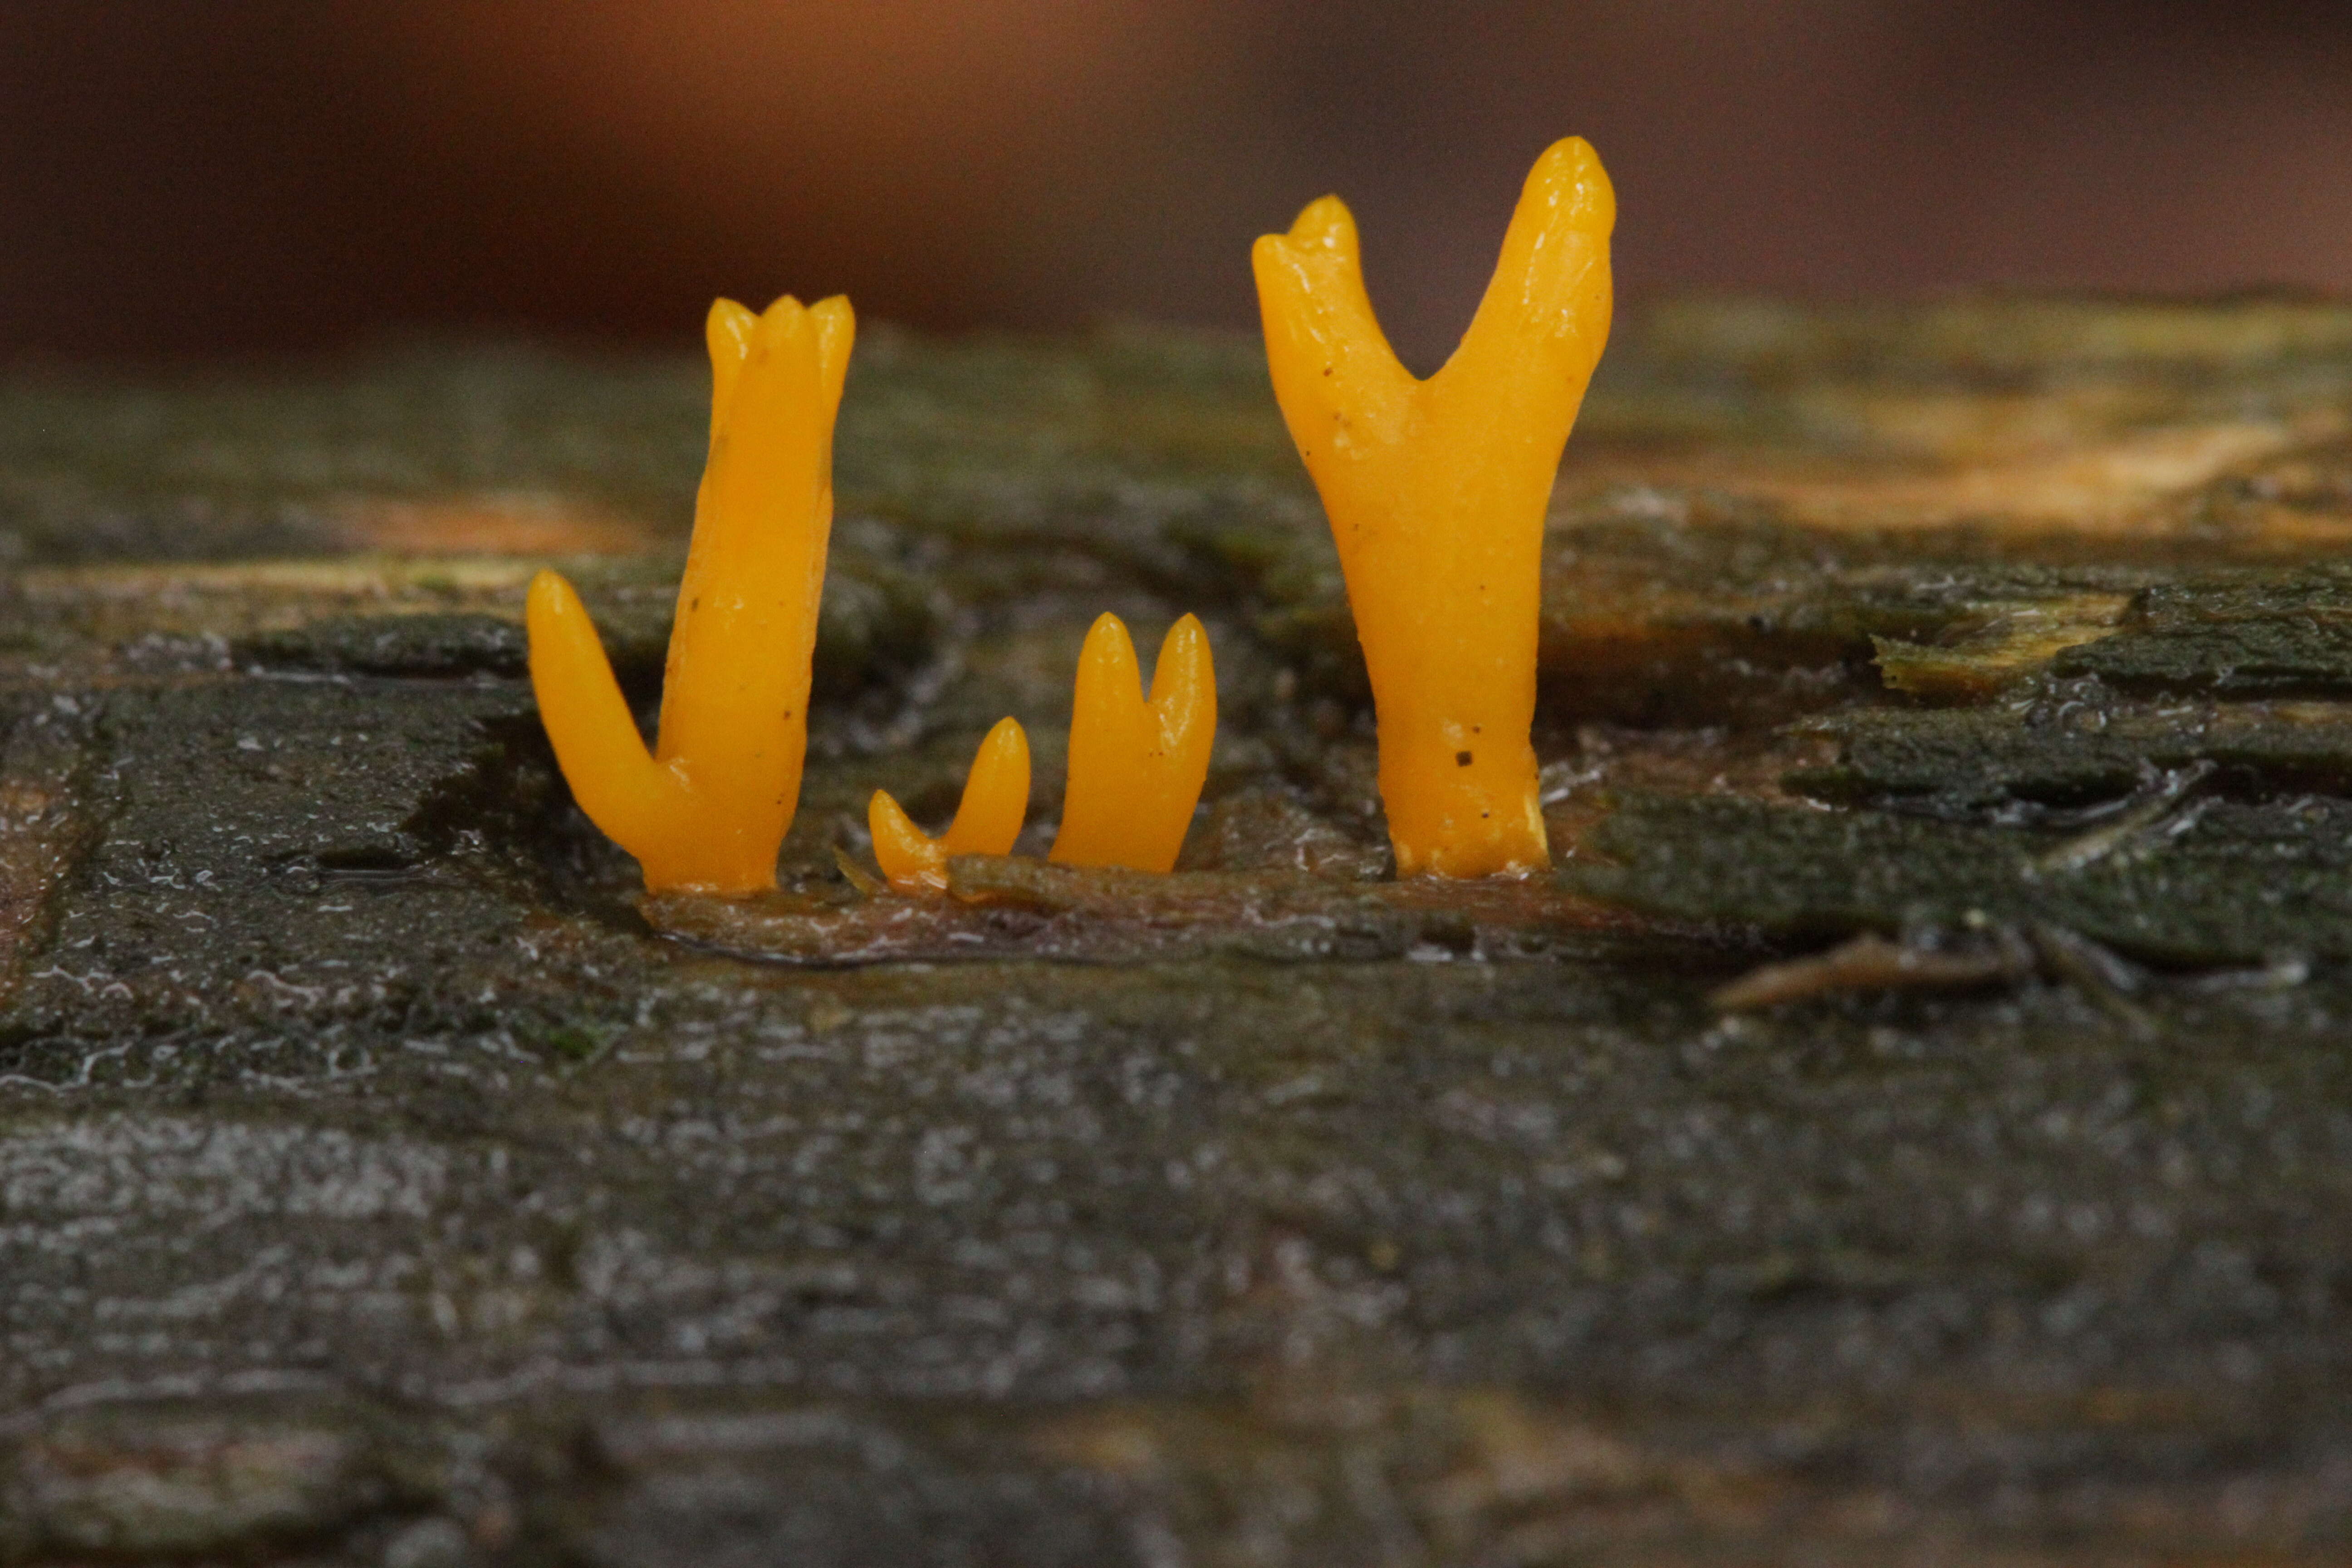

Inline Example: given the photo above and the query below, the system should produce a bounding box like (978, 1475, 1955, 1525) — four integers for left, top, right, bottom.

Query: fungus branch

(1049, 613, 1216, 873)
(1254, 137, 1614, 877)
(528, 294, 853, 893)
(870, 718, 1032, 892)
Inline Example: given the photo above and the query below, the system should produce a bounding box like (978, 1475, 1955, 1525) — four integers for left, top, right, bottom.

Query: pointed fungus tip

(1536, 134, 1597, 171)
(1294, 194, 1352, 239)
(870, 786, 950, 894)
(706, 299, 759, 359)
(974, 715, 1031, 773)
(1151, 615, 1215, 707)
(809, 296, 857, 370)
(1078, 613, 1141, 682)
(1525, 136, 1615, 228)
(526, 568, 587, 634)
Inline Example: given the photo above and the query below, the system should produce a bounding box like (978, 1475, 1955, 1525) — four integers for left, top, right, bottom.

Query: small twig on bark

(1710, 928, 2034, 1012)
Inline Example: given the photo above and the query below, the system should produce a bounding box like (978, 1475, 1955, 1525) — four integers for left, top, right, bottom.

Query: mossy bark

(8, 300, 2352, 1562)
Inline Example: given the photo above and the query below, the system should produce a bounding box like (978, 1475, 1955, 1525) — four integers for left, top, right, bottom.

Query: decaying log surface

(9, 301, 2352, 1563)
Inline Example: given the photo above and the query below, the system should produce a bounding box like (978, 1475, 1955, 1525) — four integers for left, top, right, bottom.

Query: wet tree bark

(6, 300, 2352, 1563)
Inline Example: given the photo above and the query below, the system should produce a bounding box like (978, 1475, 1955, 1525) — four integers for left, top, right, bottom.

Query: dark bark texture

(7, 301, 2352, 1563)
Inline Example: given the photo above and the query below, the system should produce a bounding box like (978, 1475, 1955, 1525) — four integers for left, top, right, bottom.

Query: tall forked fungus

(1253, 138, 1614, 877)
(528, 294, 853, 892)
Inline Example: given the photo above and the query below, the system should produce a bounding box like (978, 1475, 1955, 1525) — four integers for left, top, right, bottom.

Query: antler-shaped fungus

(1253, 138, 1614, 877)
(528, 294, 853, 892)
(869, 718, 1031, 892)
(1049, 613, 1215, 873)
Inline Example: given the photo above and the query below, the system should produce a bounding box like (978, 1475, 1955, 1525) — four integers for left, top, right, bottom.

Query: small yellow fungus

(1252, 137, 1615, 878)
(528, 294, 853, 893)
(1049, 613, 1215, 873)
(868, 717, 1032, 892)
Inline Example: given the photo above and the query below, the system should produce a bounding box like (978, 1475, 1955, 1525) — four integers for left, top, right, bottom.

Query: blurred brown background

(4, 0, 2348, 368)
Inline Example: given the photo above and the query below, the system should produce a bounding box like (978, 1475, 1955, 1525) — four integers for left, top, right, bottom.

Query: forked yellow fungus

(1253, 137, 1614, 878)
(868, 718, 1032, 892)
(1049, 613, 1216, 873)
(528, 294, 853, 893)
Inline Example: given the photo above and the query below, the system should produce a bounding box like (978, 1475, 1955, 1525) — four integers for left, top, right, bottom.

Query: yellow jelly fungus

(527, 294, 854, 893)
(1049, 613, 1216, 873)
(1252, 137, 1614, 878)
(868, 717, 1032, 892)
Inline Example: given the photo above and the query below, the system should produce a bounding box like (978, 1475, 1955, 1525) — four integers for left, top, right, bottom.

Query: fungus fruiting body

(1253, 137, 1615, 877)
(528, 294, 853, 893)
(1049, 613, 1216, 873)
(869, 718, 1032, 892)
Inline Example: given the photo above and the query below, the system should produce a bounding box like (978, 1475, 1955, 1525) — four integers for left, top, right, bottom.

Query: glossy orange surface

(1253, 138, 1613, 877)
(527, 293, 853, 892)
(869, 717, 1032, 892)
(1048, 613, 1215, 873)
